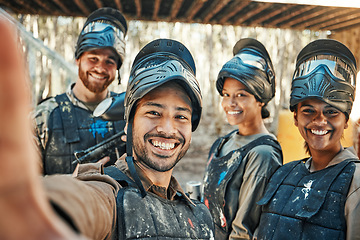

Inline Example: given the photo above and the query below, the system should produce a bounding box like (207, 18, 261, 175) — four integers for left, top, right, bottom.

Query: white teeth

(152, 140, 175, 150)
(228, 111, 241, 115)
(90, 74, 106, 80)
(311, 129, 328, 136)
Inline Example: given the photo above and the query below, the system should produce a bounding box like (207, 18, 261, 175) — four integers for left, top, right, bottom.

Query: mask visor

(234, 51, 267, 71)
(82, 20, 125, 40)
(81, 20, 126, 65)
(294, 54, 355, 86)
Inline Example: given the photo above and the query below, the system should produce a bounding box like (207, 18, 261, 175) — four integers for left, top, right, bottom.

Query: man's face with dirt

(132, 83, 193, 172)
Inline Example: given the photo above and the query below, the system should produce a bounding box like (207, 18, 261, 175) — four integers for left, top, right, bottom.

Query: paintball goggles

(72, 92, 126, 165)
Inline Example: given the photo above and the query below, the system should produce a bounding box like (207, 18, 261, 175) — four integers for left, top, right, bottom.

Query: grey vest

(257, 159, 358, 240)
(203, 132, 282, 239)
(104, 166, 215, 240)
(43, 93, 125, 174)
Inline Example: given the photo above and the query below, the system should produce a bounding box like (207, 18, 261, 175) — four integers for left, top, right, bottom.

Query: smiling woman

(202, 38, 283, 240)
(294, 99, 348, 168)
(256, 39, 360, 240)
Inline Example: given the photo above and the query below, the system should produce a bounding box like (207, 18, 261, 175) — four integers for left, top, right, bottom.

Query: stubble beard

(132, 132, 188, 172)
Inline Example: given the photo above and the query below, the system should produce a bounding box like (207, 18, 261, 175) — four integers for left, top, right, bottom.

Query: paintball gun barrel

(73, 92, 127, 165)
(73, 130, 125, 165)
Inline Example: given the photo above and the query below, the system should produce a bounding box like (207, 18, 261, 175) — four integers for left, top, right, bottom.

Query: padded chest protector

(203, 132, 282, 239)
(257, 159, 357, 240)
(44, 93, 125, 174)
(104, 166, 215, 240)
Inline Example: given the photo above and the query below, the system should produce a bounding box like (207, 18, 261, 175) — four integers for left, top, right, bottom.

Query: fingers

(97, 156, 110, 165)
(121, 134, 127, 142)
(72, 156, 110, 177)
(0, 16, 81, 239)
(72, 164, 80, 177)
(121, 124, 127, 142)
(0, 15, 36, 189)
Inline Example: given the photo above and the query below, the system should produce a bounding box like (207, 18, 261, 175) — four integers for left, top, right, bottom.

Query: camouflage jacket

(33, 83, 113, 170)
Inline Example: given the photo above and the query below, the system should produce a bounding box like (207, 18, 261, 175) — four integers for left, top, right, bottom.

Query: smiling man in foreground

(0, 28, 214, 239)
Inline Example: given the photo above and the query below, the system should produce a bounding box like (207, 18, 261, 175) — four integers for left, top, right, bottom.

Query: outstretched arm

(0, 15, 83, 240)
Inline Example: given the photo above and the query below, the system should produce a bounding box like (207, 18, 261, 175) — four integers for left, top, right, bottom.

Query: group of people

(0, 6, 359, 240)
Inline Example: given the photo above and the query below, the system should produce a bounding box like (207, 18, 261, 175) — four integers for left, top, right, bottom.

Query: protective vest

(104, 166, 215, 240)
(43, 93, 126, 175)
(203, 131, 282, 239)
(257, 158, 358, 240)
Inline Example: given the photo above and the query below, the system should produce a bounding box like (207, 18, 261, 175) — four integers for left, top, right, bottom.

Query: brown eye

(148, 111, 160, 116)
(107, 60, 116, 65)
(301, 108, 314, 114)
(176, 115, 188, 120)
(324, 109, 339, 116)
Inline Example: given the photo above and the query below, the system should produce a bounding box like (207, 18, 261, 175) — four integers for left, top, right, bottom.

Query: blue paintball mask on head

(122, 39, 202, 198)
(216, 38, 275, 104)
(75, 7, 127, 72)
(125, 39, 202, 132)
(290, 39, 357, 117)
(294, 54, 355, 84)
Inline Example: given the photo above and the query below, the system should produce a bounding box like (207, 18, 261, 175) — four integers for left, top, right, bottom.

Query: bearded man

(34, 7, 127, 174)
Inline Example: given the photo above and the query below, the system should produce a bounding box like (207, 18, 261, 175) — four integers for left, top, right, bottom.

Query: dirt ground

(172, 130, 219, 191)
